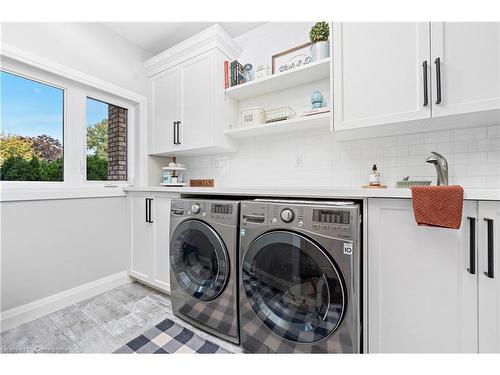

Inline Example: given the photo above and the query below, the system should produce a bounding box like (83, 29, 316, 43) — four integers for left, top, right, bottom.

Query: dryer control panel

(171, 199, 239, 226)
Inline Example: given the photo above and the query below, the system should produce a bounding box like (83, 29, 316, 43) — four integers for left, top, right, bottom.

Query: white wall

(0, 23, 147, 313)
(178, 23, 500, 189)
(1, 197, 127, 312)
(0, 22, 151, 95)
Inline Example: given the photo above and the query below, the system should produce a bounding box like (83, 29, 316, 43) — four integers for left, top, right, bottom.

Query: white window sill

(0, 186, 127, 202)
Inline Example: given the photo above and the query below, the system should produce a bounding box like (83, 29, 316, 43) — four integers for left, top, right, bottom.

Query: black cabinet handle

(176, 121, 181, 145)
(148, 198, 154, 223)
(484, 218, 494, 278)
(435, 57, 442, 104)
(467, 217, 476, 274)
(422, 61, 429, 107)
(145, 198, 149, 223)
(173, 121, 177, 145)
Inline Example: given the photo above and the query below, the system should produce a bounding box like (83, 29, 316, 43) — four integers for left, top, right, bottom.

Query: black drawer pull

(173, 121, 177, 145)
(467, 217, 476, 275)
(148, 198, 154, 224)
(484, 218, 494, 278)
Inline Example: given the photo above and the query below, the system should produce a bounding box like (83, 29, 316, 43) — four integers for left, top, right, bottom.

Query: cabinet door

(129, 195, 154, 281)
(153, 196, 171, 292)
(368, 198, 478, 353)
(431, 22, 500, 117)
(478, 201, 500, 353)
(333, 23, 431, 131)
(151, 69, 181, 153)
(179, 52, 212, 150)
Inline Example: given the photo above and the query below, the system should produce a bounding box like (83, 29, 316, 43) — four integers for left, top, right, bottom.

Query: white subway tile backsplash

(383, 145, 409, 157)
(179, 124, 500, 189)
(486, 176, 500, 188)
(488, 151, 500, 163)
(397, 134, 425, 145)
(467, 164, 500, 176)
(488, 125, 500, 138)
(454, 152, 488, 164)
(436, 141, 468, 154)
(469, 138, 500, 152)
(408, 143, 437, 156)
(455, 127, 487, 141)
(425, 131, 454, 143)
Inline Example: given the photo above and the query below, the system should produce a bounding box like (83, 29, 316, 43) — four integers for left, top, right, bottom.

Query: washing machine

(239, 199, 362, 353)
(169, 198, 240, 344)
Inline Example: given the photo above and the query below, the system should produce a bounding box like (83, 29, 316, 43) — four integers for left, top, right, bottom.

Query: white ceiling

(101, 22, 265, 55)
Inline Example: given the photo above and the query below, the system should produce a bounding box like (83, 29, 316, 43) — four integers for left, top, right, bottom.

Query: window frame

(0, 51, 145, 201)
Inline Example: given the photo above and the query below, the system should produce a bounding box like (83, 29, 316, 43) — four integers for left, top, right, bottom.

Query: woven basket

(397, 180, 432, 188)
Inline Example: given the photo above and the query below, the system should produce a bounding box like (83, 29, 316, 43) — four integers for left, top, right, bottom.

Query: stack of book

(224, 60, 245, 89)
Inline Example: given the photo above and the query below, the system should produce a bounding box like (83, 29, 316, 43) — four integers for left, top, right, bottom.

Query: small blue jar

(311, 90, 324, 108)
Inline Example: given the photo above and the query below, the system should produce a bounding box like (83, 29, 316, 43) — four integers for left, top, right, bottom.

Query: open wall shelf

(225, 112, 331, 138)
(225, 58, 331, 101)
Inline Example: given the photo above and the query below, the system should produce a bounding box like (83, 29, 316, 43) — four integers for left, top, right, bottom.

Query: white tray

(160, 183, 187, 187)
(161, 167, 186, 171)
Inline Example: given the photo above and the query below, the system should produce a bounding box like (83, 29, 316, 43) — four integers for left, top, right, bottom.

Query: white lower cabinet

(368, 198, 500, 353)
(127, 192, 177, 293)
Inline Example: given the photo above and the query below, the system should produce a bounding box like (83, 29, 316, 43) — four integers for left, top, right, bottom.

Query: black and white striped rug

(115, 318, 229, 354)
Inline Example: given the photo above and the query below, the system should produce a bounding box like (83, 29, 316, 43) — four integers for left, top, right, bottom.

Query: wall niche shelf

(225, 112, 331, 138)
(225, 58, 331, 101)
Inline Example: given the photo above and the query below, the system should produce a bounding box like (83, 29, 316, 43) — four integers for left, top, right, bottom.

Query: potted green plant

(309, 22, 330, 61)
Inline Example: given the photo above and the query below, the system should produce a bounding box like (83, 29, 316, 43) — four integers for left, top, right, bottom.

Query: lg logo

(343, 243, 353, 255)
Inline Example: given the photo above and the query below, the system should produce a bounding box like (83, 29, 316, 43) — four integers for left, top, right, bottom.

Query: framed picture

(271, 42, 313, 74)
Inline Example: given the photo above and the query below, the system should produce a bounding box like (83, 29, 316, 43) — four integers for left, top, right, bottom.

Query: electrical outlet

(295, 155, 304, 168)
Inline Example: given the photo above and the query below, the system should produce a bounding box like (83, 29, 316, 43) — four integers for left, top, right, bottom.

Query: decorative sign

(272, 42, 313, 74)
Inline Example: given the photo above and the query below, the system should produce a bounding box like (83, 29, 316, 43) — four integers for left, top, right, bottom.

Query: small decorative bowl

(396, 180, 432, 188)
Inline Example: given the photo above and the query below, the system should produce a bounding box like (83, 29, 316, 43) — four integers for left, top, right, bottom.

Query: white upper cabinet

(179, 52, 213, 151)
(333, 22, 500, 139)
(430, 22, 500, 117)
(150, 69, 180, 154)
(145, 25, 241, 156)
(333, 22, 431, 131)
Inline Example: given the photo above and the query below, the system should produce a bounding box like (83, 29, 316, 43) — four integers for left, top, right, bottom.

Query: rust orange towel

(410, 185, 464, 229)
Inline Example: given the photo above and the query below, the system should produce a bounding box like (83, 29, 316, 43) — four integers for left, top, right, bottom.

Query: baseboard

(0, 271, 133, 332)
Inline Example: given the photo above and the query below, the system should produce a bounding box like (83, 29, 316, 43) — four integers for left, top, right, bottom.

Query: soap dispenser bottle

(369, 164, 381, 186)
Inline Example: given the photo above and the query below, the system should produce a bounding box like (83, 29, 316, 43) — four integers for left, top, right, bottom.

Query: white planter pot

(311, 41, 330, 61)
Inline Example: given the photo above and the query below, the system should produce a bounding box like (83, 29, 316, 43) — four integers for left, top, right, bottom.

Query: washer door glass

(170, 220, 229, 301)
(242, 230, 346, 343)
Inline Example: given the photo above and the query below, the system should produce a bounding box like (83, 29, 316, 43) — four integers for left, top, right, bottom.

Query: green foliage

(86, 154, 108, 181)
(310, 22, 330, 43)
(0, 155, 63, 181)
(40, 157, 64, 181)
(0, 133, 36, 164)
(87, 119, 108, 159)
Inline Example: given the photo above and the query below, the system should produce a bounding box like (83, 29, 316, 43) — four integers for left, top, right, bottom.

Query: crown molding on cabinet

(144, 24, 242, 77)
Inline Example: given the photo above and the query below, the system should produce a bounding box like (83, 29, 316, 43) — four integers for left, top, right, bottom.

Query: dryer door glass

(170, 220, 229, 301)
(242, 230, 346, 343)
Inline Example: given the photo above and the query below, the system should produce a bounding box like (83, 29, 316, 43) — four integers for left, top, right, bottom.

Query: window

(0, 70, 64, 181)
(86, 97, 128, 181)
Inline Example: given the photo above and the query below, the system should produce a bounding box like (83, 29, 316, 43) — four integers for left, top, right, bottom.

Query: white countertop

(123, 186, 500, 201)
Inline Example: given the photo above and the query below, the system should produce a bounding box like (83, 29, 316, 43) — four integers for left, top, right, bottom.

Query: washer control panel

(241, 200, 360, 240)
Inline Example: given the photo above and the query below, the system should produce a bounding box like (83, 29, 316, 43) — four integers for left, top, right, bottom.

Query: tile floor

(0, 282, 241, 353)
